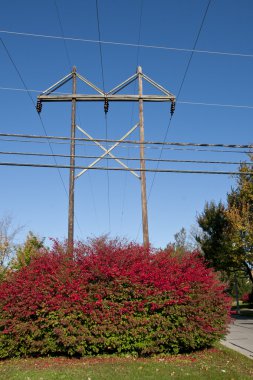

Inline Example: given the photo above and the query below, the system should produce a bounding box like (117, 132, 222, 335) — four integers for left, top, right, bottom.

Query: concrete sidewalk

(221, 315, 253, 359)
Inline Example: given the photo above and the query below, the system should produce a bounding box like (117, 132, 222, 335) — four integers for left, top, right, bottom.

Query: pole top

(137, 66, 142, 74)
(72, 66, 77, 73)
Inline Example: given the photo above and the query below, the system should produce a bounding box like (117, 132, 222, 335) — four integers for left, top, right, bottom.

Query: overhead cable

(54, 0, 84, 236)
(138, 0, 212, 241)
(1, 138, 250, 154)
(121, 0, 144, 231)
(148, 0, 211, 193)
(176, 0, 212, 98)
(1, 29, 253, 59)
(0, 161, 252, 176)
(96, 0, 111, 232)
(54, 0, 72, 70)
(0, 36, 70, 201)
(0, 132, 251, 149)
(1, 86, 253, 111)
(0, 150, 251, 165)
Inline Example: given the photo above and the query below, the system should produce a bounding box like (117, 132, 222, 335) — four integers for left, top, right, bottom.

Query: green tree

(172, 227, 188, 254)
(196, 162, 253, 288)
(0, 215, 23, 280)
(196, 201, 234, 274)
(196, 200, 250, 297)
(226, 163, 253, 283)
(0, 215, 22, 266)
(167, 227, 200, 256)
(11, 232, 44, 270)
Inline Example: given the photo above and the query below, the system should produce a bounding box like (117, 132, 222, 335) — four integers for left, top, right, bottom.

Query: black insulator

(170, 101, 176, 116)
(104, 98, 109, 114)
(36, 100, 42, 114)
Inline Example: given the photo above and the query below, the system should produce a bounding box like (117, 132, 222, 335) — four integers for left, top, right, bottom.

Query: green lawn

(0, 345, 253, 380)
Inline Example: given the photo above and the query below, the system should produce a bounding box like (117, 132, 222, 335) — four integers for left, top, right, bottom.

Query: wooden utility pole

(68, 66, 77, 247)
(37, 67, 175, 247)
(138, 66, 149, 246)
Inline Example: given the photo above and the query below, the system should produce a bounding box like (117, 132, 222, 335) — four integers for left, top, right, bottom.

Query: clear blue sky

(0, 0, 252, 247)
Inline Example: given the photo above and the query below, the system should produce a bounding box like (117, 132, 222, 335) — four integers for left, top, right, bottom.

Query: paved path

(221, 315, 253, 359)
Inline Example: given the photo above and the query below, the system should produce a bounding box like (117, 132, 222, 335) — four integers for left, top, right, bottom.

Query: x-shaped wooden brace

(75, 124, 140, 179)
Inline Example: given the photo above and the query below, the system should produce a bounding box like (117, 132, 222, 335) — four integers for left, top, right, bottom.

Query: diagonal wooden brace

(75, 123, 140, 179)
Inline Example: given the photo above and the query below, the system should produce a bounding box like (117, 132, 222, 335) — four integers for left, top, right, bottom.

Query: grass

(0, 345, 253, 380)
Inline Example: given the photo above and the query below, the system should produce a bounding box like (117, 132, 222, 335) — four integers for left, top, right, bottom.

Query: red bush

(241, 292, 253, 304)
(0, 238, 231, 358)
(241, 293, 250, 303)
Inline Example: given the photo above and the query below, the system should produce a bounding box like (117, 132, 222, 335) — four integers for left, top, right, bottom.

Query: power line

(1, 7, 252, 243)
(177, 0, 212, 99)
(0, 86, 41, 93)
(1, 85, 253, 111)
(0, 161, 252, 175)
(136, 0, 143, 66)
(1, 29, 253, 59)
(121, 0, 144, 232)
(54, 1, 85, 237)
(1, 132, 251, 149)
(1, 35, 85, 238)
(136, 0, 212, 241)
(96, 0, 111, 232)
(55, 0, 103, 237)
(0, 37, 36, 107)
(178, 100, 253, 109)
(0, 36, 70, 204)
(0, 150, 251, 165)
(96, 0, 105, 91)
(54, 0, 72, 70)
(1, 137, 250, 154)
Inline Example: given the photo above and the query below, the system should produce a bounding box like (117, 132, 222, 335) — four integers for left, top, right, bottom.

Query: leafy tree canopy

(196, 161, 253, 285)
(10, 232, 44, 270)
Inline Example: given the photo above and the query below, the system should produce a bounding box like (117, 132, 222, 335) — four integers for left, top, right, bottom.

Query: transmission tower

(37, 66, 176, 247)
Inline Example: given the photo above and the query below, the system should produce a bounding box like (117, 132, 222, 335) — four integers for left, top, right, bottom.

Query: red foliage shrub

(0, 238, 231, 358)
(241, 292, 253, 305)
(241, 293, 250, 303)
